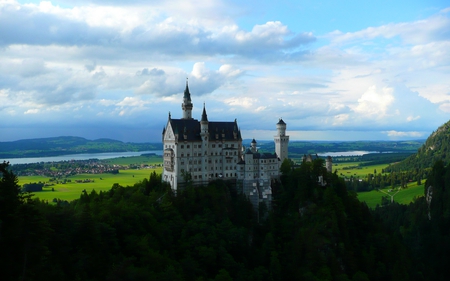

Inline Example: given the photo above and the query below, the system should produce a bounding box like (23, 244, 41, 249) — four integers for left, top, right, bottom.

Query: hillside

(389, 120, 450, 171)
(0, 136, 162, 158)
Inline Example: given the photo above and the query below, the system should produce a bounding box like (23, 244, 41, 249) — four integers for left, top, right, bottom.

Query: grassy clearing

(357, 182, 424, 209)
(19, 155, 163, 202)
(20, 168, 162, 202)
(333, 162, 389, 178)
(334, 160, 424, 208)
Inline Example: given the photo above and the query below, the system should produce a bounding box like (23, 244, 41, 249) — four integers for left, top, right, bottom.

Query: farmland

(334, 161, 425, 208)
(19, 155, 163, 202)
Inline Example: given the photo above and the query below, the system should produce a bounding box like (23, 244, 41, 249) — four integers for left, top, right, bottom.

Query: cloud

(383, 130, 424, 138)
(328, 11, 450, 46)
(353, 86, 394, 118)
(24, 109, 39, 114)
(406, 115, 420, 122)
(0, 1, 315, 61)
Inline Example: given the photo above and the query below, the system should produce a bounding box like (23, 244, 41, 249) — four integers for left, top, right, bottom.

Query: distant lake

(318, 151, 386, 157)
(3, 150, 163, 165)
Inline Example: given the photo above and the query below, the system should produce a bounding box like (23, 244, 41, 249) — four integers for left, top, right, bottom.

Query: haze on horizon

(1, 0, 450, 143)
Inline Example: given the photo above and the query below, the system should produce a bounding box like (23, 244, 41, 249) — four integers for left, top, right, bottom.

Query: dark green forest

(3, 157, 442, 281)
(388, 120, 450, 171)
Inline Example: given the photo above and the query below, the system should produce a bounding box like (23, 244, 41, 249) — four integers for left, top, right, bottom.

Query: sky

(1, 0, 450, 143)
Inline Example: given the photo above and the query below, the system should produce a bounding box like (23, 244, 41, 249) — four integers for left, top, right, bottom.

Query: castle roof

(167, 118, 241, 142)
(277, 118, 286, 125)
(201, 104, 208, 122)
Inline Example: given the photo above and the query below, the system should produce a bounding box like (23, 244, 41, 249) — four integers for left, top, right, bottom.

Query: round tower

(326, 156, 333, 173)
(274, 118, 289, 163)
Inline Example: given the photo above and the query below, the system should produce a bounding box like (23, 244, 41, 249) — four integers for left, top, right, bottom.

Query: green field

(333, 161, 425, 208)
(357, 183, 424, 208)
(20, 168, 162, 202)
(333, 162, 389, 178)
(19, 155, 163, 202)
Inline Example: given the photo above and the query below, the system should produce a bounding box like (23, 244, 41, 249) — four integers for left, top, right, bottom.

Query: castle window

(219, 144, 222, 148)
(198, 144, 201, 148)
(187, 153, 190, 157)
(181, 153, 184, 157)
(181, 145, 184, 148)
(187, 145, 190, 148)
(212, 144, 216, 148)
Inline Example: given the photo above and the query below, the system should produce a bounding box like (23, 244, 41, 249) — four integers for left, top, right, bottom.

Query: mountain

(389, 120, 450, 171)
(0, 136, 162, 158)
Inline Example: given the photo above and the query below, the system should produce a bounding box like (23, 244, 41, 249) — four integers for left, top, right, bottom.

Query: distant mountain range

(0, 136, 162, 159)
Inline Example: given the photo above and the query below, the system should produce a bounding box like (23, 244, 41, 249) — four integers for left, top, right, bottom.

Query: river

(2, 150, 163, 165)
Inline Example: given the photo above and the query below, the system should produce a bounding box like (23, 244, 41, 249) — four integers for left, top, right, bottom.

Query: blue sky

(1, 0, 449, 142)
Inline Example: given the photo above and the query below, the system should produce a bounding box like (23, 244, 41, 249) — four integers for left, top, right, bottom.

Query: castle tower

(251, 139, 257, 153)
(326, 156, 333, 173)
(182, 80, 193, 119)
(274, 118, 289, 163)
(200, 104, 209, 181)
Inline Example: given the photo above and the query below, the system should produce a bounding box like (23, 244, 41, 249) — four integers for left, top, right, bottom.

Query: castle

(162, 82, 289, 206)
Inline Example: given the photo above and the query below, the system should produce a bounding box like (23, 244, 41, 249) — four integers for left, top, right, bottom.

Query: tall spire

(201, 103, 208, 122)
(182, 78, 193, 119)
(183, 78, 191, 101)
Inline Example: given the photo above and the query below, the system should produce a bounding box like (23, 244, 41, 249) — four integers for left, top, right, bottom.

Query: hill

(0, 136, 162, 158)
(388, 120, 450, 171)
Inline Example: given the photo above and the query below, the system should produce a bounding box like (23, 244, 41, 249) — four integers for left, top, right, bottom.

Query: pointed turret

(183, 80, 191, 101)
(201, 103, 208, 122)
(182, 79, 193, 119)
(251, 138, 257, 153)
(200, 103, 209, 137)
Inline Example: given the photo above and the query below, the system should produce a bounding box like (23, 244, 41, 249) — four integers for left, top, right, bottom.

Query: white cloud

(353, 86, 394, 118)
(406, 115, 420, 122)
(384, 130, 424, 138)
(24, 109, 39, 114)
(333, 114, 349, 125)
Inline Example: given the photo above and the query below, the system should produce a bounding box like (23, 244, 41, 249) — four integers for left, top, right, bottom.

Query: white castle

(162, 82, 289, 206)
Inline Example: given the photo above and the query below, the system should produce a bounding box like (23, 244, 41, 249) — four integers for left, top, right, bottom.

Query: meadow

(334, 161, 424, 208)
(19, 155, 163, 202)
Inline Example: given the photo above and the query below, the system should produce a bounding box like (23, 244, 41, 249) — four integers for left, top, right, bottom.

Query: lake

(317, 151, 387, 157)
(3, 150, 163, 165)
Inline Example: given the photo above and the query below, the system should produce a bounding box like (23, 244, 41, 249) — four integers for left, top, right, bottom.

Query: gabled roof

(166, 118, 241, 142)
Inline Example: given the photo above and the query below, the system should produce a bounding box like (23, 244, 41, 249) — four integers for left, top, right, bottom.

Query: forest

(2, 156, 444, 281)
